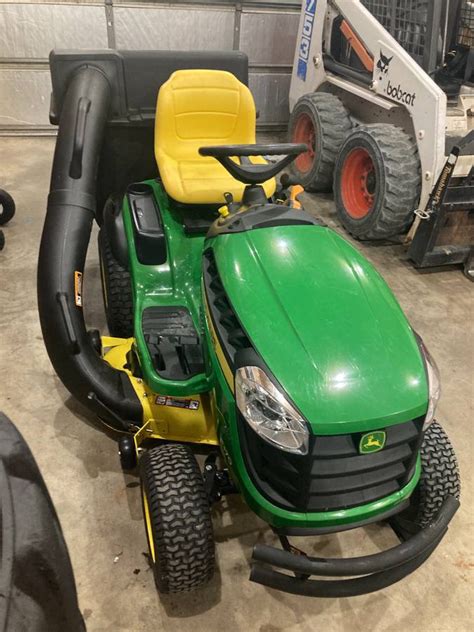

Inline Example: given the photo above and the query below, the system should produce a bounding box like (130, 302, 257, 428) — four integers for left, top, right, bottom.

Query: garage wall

(0, 0, 301, 134)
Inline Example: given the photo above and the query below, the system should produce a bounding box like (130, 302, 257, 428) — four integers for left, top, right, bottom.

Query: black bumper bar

(250, 496, 459, 597)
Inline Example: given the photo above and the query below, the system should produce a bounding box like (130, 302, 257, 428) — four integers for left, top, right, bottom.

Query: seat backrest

(155, 69, 257, 162)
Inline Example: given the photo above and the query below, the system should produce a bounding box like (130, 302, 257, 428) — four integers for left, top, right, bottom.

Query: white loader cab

(288, 0, 473, 275)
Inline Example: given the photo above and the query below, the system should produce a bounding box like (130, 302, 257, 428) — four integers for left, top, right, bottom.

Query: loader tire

(334, 124, 421, 239)
(289, 93, 352, 191)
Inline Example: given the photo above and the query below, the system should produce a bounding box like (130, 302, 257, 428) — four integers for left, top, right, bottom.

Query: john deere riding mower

(38, 50, 460, 597)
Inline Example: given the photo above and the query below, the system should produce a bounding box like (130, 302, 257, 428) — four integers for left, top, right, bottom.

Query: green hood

(211, 225, 428, 434)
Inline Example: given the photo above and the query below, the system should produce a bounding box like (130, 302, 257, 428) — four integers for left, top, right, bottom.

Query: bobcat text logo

(377, 50, 393, 74)
(386, 80, 416, 107)
(297, 0, 317, 81)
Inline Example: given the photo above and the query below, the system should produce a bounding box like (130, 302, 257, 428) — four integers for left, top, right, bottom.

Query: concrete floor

(0, 137, 473, 632)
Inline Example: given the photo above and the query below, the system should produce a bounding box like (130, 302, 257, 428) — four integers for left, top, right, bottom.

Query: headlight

(419, 339, 441, 430)
(235, 366, 309, 455)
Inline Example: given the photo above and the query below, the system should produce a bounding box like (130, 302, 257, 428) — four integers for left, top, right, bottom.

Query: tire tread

(289, 93, 352, 191)
(99, 229, 133, 338)
(140, 444, 215, 593)
(335, 124, 421, 239)
(415, 421, 461, 527)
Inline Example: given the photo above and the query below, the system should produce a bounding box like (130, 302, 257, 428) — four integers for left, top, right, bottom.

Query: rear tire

(288, 93, 352, 191)
(98, 228, 133, 338)
(392, 421, 460, 536)
(0, 188, 15, 225)
(140, 444, 215, 593)
(334, 124, 421, 239)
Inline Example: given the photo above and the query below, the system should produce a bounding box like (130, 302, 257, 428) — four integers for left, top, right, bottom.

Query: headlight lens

(235, 366, 309, 455)
(419, 340, 441, 430)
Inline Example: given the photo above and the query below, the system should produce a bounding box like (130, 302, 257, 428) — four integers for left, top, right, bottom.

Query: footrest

(142, 307, 205, 381)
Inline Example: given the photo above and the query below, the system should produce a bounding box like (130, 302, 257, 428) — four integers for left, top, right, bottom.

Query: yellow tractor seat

(154, 69, 276, 205)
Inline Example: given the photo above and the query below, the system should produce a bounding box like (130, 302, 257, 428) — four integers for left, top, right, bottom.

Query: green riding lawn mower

(38, 49, 460, 598)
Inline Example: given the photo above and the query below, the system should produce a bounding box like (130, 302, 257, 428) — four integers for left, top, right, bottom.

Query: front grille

(240, 415, 424, 512)
(203, 249, 250, 366)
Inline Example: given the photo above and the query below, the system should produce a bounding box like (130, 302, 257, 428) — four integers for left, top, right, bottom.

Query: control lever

(276, 173, 305, 208)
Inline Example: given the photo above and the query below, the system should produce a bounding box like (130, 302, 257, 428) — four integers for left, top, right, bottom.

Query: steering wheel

(198, 144, 307, 185)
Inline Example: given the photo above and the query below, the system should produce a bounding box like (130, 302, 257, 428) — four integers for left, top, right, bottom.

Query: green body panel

(123, 182, 426, 528)
(206, 322, 421, 528)
(211, 226, 428, 434)
(123, 180, 212, 395)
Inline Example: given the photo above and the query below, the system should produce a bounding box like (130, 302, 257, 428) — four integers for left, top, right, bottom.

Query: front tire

(393, 421, 460, 535)
(140, 444, 215, 593)
(334, 124, 421, 239)
(288, 93, 352, 191)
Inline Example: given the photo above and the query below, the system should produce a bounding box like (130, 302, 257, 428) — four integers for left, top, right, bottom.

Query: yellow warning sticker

(74, 271, 83, 307)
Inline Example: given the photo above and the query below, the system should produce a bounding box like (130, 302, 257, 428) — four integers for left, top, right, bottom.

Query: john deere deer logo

(359, 431, 386, 454)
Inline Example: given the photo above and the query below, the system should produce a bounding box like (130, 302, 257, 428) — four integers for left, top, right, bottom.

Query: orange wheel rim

(293, 113, 316, 173)
(341, 148, 376, 219)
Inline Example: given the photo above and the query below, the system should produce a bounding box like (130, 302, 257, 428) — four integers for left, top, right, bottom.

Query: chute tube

(38, 66, 142, 431)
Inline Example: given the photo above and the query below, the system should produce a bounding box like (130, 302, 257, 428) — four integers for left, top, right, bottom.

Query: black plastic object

(0, 412, 85, 632)
(207, 203, 323, 237)
(250, 495, 459, 597)
(49, 50, 249, 214)
(118, 436, 137, 470)
(102, 194, 129, 269)
(178, 206, 220, 235)
(239, 408, 423, 513)
(41, 49, 249, 429)
(127, 183, 166, 265)
(69, 97, 90, 179)
(88, 328, 102, 355)
(142, 307, 205, 380)
(0, 189, 15, 225)
(38, 64, 142, 430)
(202, 249, 251, 371)
(199, 144, 308, 185)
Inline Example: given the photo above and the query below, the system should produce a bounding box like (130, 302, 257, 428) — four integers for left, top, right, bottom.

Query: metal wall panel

(0, 1, 300, 132)
(0, 69, 51, 126)
(240, 9, 299, 65)
(0, 3, 108, 58)
(0, 1, 101, 4)
(114, 6, 235, 51)
(249, 72, 291, 124)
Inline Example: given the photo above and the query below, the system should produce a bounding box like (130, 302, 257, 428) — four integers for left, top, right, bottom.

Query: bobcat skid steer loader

(289, 0, 474, 278)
